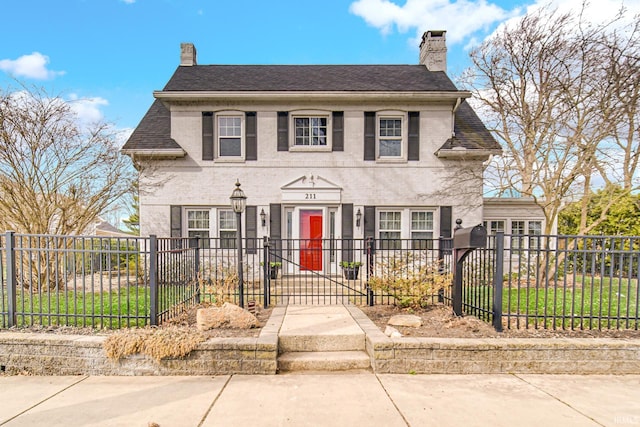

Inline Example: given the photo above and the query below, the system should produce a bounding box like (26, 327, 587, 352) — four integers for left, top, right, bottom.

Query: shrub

(368, 255, 451, 309)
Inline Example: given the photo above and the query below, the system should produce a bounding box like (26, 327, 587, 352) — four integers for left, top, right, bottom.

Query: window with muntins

(379, 211, 402, 249)
(528, 220, 542, 250)
(411, 211, 434, 249)
(379, 117, 402, 157)
(219, 210, 237, 249)
(187, 210, 210, 248)
(294, 117, 327, 146)
(218, 116, 242, 157)
(511, 220, 525, 250)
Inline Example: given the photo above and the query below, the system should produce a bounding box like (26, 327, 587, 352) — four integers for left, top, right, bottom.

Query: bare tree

(463, 2, 640, 235)
(0, 84, 135, 288)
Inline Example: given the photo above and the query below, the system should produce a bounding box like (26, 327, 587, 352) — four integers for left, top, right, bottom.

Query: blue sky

(1, 0, 637, 135)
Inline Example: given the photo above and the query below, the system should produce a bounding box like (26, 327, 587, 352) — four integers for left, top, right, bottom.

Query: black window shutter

(341, 203, 353, 262)
(408, 111, 420, 161)
(170, 205, 182, 237)
(246, 205, 257, 254)
(277, 112, 289, 151)
(364, 205, 376, 239)
(245, 112, 257, 161)
(332, 111, 344, 152)
(202, 112, 214, 161)
(364, 112, 376, 161)
(269, 204, 282, 239)
(269, 204, 282, 262)
(440, 206, 452, 238)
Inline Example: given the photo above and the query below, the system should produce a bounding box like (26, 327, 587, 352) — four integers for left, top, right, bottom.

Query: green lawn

(1, 286, 150, 329)
(508, 275, 640, 329)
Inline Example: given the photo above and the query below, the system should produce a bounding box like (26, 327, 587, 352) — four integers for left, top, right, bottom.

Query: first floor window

(294, 117, 327, 146)
(511, 220, 525, 250)
(218, 116, 242, 157)
(528, 220, 542, 250)
(484, 220, 505, 235)
(379, 117, 402, 157)
(219, 210, 237, 249)
(379, 211, 401, 250)
(411, 211, 434, 249)
(187, 210, 210, 248)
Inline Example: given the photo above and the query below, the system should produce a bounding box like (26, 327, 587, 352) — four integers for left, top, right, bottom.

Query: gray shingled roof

(121, 99, 182, 151)
(163, 65, 459, 92)
(123, 65, 499, 152)
(439, 102, 501, 151)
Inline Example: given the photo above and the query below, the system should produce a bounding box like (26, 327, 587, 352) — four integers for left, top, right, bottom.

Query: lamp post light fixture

(356, 208, 362, 228)
(260, 208, 267, 228)
(230, 180, 247, 308)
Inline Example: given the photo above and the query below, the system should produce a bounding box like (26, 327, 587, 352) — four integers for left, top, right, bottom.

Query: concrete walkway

(1, 374, 639, 426)
(2, 305, 640, 426)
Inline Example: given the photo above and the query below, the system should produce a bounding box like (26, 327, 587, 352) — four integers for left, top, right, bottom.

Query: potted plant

(261, 261, 282, 279)
(340, 261, 362, 280)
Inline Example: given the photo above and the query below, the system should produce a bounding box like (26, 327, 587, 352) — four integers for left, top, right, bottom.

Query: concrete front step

(278, 351, 371, 372)
(278, 305, 366, 352)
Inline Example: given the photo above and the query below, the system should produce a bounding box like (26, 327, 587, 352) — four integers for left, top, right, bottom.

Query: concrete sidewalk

(1, 374, 639, 426)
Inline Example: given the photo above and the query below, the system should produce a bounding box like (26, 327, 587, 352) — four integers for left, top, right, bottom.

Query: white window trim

(185, 208, 211, 238)
(376, 208, 438, 240)
(289, 110, 332, 152)
(410, 210, 435, 239)
(183, 207, 241, 242)
(215, 112, 245, 162)
(376, 111, 408, 162)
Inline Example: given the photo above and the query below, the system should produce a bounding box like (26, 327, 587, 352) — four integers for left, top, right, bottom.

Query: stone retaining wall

(346, 306, 640, 374)
(0, 307, 284, 376)
(2, 306, 640, 375)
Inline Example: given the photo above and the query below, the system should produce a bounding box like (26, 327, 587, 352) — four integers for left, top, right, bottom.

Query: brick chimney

(180, 43, 197, 66)
(419, 31, 447, 72)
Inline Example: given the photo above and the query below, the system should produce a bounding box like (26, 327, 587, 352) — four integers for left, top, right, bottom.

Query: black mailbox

(453, 225, 487, 249)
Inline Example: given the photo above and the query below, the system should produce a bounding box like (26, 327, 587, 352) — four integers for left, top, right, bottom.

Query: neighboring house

(88, 219, 133, 238)
(122, 31, 501, 271)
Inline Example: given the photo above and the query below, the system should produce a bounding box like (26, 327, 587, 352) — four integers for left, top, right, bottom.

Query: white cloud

(121, 0, 135, 4)
(0, 52, 65, 80)
(349, 0, 521, 45)
(68, 94, 109, 126)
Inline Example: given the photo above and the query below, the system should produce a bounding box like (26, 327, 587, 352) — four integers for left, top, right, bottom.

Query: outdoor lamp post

(230, 180, 247, 308)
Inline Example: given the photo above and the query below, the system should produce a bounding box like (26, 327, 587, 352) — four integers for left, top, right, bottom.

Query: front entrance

(300, 209, 322, 270)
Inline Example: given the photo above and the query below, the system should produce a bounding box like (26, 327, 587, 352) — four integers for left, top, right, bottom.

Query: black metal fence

(458, 233, 640, 331)
(0, 233, 199, 329)
(260, 237, 453, 306)
(3, 230, 639, 331)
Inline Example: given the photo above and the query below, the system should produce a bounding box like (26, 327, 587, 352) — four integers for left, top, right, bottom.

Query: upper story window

(285, 111, 333, 152)
(364, 111, 418, 162)
(217, 115, 243, 158)
(295, 117, 327, 146)
(378, 117, 403, 157)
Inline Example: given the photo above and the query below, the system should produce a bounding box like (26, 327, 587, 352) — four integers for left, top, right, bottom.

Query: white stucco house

(122, 31, 504, 270)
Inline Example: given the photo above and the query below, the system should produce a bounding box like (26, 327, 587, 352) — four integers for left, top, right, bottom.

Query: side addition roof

(121, 100, 185, 158)
(436, 101, 501, 158)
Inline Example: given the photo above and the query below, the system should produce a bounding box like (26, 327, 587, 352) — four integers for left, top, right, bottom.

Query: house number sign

(282, 190, 341, 203)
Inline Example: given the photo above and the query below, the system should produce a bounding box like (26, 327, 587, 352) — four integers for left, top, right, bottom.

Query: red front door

(300, 210, 323, 271)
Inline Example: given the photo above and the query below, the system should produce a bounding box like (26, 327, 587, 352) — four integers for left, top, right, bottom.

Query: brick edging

(345, 305, 640, 374)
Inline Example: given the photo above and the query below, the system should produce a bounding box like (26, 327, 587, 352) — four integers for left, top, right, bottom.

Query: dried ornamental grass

(103, 326, 206, 362)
